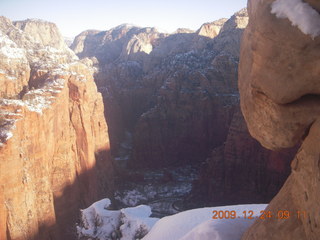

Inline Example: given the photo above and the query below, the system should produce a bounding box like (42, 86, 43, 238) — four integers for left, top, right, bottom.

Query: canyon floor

(113, 164, 200, 218)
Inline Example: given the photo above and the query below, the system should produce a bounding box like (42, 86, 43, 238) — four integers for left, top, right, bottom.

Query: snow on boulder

(77, 199, 121, 239)
(120, 205, 159, 239)
(271, 0, 320, 39)
(179, 218, 253, 240)
(77, 198, 159, 240)
(142, 204, 267, 240)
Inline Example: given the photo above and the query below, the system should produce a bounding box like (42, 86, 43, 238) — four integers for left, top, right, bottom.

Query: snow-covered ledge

(77, 198, 267, 240)
(271, 0, 320, 39)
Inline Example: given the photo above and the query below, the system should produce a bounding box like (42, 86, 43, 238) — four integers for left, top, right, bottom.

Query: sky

(0, 0, 247, 38)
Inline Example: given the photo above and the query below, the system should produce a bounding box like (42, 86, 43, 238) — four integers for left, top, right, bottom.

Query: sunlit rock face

(239, 0, 320, 239)
(196, 18, 228, 38)
(13, 19, 68, 49)
(0, 17, 113, 240)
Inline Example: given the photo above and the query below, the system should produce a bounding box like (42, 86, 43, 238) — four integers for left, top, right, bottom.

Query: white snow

(6, 75, 17, 81)
(179, 218, 253, 240)
(44, 46, 62, 53)
(143, 204, 267, 240)
(120, 205, 159, 240)
(115, 189, 149, 206)
(77, 198, 267, 240)
(0, 111, 22, 117)
(77, 198, 159, 240)
(0, 118, 17, 144)
(77, 199, 121, 239)
(1, 99, 25, 107)
(4, 131, 13, 141)
(271, 0, 320, 38)
(24, 94, 52, 114)
(0, 30, 26, 59)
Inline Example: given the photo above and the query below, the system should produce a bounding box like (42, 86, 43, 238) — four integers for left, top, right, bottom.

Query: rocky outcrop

(0, 17, 113, 240)
(196, 18, 227, 38)
(71, 24, 165, 63)
(13, 19, 67, 50)
(239, 0, 320, 239)
(212, 8, 249, 57)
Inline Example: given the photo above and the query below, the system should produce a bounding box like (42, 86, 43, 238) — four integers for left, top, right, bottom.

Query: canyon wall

(72, 8, 295, 206)
(71, 9, 248, 168)
(0, 18, 113, 240)
(239, 0, 320, 239)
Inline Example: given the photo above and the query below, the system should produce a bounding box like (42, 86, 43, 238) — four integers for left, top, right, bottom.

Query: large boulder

(239, 0, 320, 239)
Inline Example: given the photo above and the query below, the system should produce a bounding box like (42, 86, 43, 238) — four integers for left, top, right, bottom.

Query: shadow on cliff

(95, 32, 215, 159)
(11, 148, 114, 240)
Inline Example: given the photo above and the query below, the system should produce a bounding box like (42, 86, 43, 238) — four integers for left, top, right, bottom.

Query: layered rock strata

(0, 17, 113, 240)
(239, 0, 320, 239)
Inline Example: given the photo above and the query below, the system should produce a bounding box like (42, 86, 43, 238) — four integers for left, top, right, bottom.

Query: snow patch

(115, 189, 150, 206)
(77, 198, 159, 240)
(271, 0, 320, 38)
(22, 80, 64, 114)
(24, 94, 52, 114)
(0, 118, 17, 144)
(120, 205, 159, 240)
(6, 75, 17, 81)
(143, 204, 267, 240)
(44, 46, 62, 53)
(1, 99, 25, 107)
(4, 131, 13, 141)
(0, 30, 26, 59)
(179, 218, 253, 240)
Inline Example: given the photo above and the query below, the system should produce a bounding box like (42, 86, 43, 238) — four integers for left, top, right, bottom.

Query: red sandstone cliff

(239, 0, 320, 239)
(0, 17, 113, 240)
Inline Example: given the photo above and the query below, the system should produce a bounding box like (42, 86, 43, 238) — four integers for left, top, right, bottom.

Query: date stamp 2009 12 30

(212, 210, 307, 220)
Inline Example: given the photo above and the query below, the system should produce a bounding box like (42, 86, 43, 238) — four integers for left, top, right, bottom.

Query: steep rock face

(131, 55, 239, 168)
(14, 19, 67, 49)
(193, 107, 295, 206)
(196, 18, 227, 38)
(0, 17, 113, 240)
(130, 10, 247, 168)
(212, 8, 249, 57)
(239, 0, 320, 239)
(71, 24, 165, 62)
(0, 30, 30, 98)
